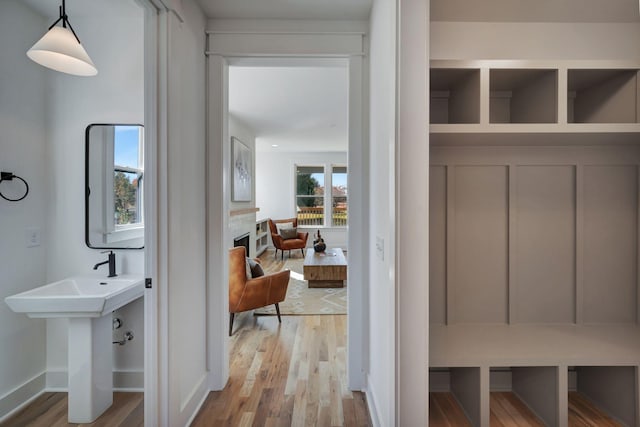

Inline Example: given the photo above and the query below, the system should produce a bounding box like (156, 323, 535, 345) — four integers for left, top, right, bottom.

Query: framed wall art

(231, 136, 252, 201)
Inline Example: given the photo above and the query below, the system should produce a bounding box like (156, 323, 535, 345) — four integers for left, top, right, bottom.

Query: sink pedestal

(67, 314, 113, 423)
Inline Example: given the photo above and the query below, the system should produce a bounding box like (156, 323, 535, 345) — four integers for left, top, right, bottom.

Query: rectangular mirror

(85, 124, 144, 249)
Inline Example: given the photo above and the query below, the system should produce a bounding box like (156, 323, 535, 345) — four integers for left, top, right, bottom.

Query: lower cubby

(429, 367, 484, 427)
(490, 366, 558, 427)
(568, 366, 638, 427)
(429, 365, 639, 426)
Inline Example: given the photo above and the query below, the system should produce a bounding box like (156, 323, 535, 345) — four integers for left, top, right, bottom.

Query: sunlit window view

(332, 166, 347, 226)
(295, 165, 347, 227)
(113, 126, 143, 227)
(296, 166, 325, 226)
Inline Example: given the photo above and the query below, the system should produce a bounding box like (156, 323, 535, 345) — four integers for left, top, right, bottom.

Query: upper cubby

(490, 69, 558, 124)
(430, 68, 480, 124)
(568, 69, 640, 123)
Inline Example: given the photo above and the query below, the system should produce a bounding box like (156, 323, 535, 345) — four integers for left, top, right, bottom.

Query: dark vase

(313, 229, 326, 252)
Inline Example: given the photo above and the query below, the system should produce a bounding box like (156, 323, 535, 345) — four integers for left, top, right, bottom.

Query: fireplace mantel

(229, 207, 260, 217)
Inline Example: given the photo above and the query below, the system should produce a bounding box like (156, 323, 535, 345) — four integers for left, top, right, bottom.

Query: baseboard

(46, 370, 144, 391)
(181, 373, 210, 426)
(365, 375, 382, 427)
(0, 372, 46, 422)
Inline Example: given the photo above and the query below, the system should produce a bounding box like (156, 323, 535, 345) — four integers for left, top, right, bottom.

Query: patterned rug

(254, 255, 347, 315)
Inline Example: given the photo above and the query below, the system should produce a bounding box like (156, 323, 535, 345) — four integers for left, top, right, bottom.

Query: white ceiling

(229, 64, 349, 152)
(23, 0, 127, 19)
(196, 0, 372, 20)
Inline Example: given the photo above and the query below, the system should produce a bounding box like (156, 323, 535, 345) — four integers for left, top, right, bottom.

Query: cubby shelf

(568, 69, 640, 124)
(429, 62, 640, 145)
(255, 218, 269, 256)
(430, 68, 480, 124)
(490, 69, 558, 124)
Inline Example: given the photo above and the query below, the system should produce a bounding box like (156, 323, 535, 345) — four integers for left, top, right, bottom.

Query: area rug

(254, 255, 347, 315)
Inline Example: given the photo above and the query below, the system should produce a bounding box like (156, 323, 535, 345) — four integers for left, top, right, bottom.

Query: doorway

(206, 49, 367, 392)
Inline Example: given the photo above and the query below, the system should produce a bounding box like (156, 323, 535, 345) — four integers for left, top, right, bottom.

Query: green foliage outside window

(114, 171, 138, 225)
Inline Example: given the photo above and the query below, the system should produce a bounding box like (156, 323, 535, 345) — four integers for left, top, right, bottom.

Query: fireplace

(233, 232, 251, 256)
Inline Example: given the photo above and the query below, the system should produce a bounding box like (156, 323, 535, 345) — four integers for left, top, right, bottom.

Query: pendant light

(27, 0, 97, 76)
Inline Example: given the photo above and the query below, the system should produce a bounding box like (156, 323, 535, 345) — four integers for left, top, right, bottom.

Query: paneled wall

(430, 145, 640, 325)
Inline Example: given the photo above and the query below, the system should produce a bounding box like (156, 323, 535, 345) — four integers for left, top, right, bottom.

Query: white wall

(229, 114, 257, 212)
(43, 0, 145, 389)
(228, 115, 259, 256)
(255, 150, 348, 248)
(0, 1, 48, 419)
(367, 0, 397, 424)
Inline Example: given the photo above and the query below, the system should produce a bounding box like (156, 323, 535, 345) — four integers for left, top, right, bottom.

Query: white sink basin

(5, 274, 144, 318)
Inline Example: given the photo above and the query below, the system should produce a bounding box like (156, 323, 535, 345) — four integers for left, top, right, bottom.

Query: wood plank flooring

(0, 392, 143, 427)
(430, 392, 472, 427)
(569, 392, 621, 427)
(430, 391, 623, 427)
(490, 392, 544, 427)
(191, 314, 371, 426)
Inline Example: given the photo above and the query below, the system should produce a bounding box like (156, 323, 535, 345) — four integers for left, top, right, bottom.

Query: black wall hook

(0, 172, 29, 202)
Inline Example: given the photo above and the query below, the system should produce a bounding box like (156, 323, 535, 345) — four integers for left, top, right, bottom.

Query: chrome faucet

(93, 250, 117, 277)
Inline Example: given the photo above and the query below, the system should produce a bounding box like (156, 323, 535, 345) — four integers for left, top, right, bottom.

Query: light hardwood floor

(191, 313, 371, 426)
(569, 392, 622, 427)
(490, 392, 545, 427)
(0, 391, 143, 427)
(430, 391, 621, 427)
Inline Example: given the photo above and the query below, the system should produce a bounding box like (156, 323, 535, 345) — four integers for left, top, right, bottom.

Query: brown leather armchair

(229, 246, 290, 336)
(268, 218, 309, 260)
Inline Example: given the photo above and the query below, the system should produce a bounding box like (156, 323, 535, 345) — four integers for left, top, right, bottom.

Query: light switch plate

(376, 236, 384, 261)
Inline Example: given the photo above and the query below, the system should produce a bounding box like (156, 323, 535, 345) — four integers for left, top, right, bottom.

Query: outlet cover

(25, 227, 41, 248)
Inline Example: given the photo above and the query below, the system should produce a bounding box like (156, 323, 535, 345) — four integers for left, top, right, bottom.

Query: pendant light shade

(26, 0, 97, 76)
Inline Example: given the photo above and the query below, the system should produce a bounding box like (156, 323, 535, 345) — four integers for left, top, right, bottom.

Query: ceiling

(229, 64, 349, 152)
(196, 0, 372, 20)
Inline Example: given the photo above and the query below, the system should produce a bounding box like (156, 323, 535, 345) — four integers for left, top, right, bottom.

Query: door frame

(205, 30, 368, 390)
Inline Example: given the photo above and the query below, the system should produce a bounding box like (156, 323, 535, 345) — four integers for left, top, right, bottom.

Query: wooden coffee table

(303, 248, 347, 288)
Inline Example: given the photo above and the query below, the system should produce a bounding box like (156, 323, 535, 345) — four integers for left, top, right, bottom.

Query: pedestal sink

(5, 275, 144, 423)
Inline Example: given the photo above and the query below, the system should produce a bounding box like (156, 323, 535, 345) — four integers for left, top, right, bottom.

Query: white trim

(206, 30, 366, 36)
(206, 33, 367, 395)
(347, 55, 367, 389)
(206, 52, 366, 58)
(206, 54, 231, 390)
(138, 0, 163, 425)
(0, 372, 46, 423)
(365, 381, 382, 427)
(395, 0, 429, 424)
(155, 7, 170, 426)
(45, 370, 144, 391)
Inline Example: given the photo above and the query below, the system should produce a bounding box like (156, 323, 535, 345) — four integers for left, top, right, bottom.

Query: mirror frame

(85, 123, 145, 250)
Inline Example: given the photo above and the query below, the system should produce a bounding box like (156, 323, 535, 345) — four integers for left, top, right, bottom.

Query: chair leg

(275, 303, 282, 323)
(229, 312, 235, 336)
(281, 250, 284, 260)
(301, 248, 304, 257)
(274, 249, 278, 259)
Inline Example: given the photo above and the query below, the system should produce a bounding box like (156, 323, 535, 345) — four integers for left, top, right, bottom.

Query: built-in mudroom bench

(429, 60, 640, 427)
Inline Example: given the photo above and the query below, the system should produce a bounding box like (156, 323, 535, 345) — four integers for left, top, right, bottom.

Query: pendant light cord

(47, 0, 82, 44)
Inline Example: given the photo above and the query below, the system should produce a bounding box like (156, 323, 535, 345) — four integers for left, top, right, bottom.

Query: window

(113, 126, 143, 229)
(295, 164, 347, 227)
(296, 166, 324, 226)
(332, 166, 347, 226)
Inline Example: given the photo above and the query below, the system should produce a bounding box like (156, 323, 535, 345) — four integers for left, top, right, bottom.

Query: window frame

(294, 163, 347, 228)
